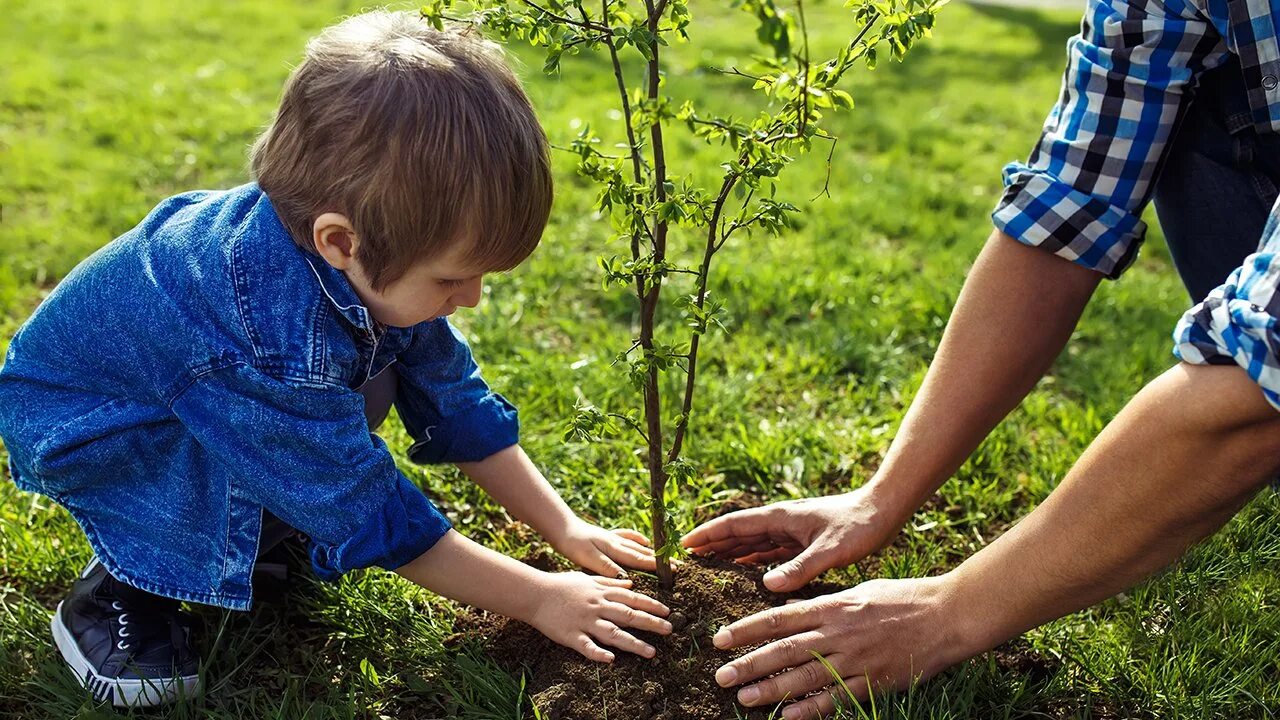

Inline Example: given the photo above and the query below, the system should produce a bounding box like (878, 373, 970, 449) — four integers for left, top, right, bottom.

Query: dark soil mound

(455, 555, 843, 720)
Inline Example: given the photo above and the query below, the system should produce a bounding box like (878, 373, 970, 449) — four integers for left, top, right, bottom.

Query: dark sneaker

(51, 558, 200, 707)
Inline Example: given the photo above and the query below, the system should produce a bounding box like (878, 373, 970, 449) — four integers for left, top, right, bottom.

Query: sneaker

(51, 558, 200, 707)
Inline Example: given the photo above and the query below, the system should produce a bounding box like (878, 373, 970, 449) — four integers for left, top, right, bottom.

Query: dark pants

(1154, 60, 1280, 301)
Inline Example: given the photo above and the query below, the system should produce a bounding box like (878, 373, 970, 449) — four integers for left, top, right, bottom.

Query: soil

(453, 554, 844, 720)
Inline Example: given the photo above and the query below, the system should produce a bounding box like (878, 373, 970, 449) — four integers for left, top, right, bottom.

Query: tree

(423, 0, 945, 589)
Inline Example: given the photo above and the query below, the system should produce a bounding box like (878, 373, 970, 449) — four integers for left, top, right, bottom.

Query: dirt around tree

(454, 555, 844, 720)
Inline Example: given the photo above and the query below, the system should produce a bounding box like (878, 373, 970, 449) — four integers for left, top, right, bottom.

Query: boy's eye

(438, 278, 466, 289)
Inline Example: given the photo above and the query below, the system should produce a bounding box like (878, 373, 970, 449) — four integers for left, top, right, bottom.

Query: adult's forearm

(948, 363, 1280, 652)
(867, 230, 1101, 522)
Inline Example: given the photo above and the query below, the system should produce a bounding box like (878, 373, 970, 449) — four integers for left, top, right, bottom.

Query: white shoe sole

(51, 601, 200, 707)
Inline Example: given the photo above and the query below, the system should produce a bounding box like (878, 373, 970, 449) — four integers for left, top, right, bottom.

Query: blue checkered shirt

(991, 0, 1280, 408)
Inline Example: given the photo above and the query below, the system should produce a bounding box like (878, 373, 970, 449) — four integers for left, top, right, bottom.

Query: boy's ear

(313, 213, 360, 270)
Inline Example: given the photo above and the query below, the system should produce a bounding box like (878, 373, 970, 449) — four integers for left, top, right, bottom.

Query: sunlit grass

(2, 1, 1277, 717)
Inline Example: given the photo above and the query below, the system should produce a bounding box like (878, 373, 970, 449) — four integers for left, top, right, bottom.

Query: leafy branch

(422, 0, 945, 588)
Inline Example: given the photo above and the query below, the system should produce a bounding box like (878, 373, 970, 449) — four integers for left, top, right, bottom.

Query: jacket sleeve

(170, 362, 452, 580)
(393, 318, 520, 464)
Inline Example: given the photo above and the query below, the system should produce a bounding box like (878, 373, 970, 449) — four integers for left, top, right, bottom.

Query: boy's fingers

(612, 528, 651, 546)
(592, 576, 633, 588)
(619, 538, 655, 556)
(605, 588, 670, 616)
(591, 621, 655, 659)
(572, 633, 616, 663)
(590, 551, 629, 579)
(603, 601, 674, 635)
(612, 546, 658, 570)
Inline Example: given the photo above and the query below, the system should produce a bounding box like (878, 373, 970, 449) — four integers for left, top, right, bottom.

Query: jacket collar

(302, 254, 378, 334)
(252, 184, 386, 336)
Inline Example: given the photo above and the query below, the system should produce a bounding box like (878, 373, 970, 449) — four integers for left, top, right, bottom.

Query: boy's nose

(451, 277, 484, 308)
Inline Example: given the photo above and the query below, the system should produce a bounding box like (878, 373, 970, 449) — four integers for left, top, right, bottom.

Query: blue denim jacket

(0, 183, 519, 610)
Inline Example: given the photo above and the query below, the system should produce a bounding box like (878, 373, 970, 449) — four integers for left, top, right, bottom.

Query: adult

(683, 2, 1280, 718)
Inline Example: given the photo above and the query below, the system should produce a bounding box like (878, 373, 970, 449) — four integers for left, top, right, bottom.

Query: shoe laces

(107, 596, 181, 656)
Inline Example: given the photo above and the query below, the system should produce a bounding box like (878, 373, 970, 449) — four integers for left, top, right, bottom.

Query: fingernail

(713, 627, 731, 648)
(763, 570, 786, 590)
(715, 665, 738, 686)
(644, 645, 655, 658)
(604, 653, 615, 663)
(617, 571, 628, 579)
(662, 621, 673, 633)
(738, 686, 760, 705)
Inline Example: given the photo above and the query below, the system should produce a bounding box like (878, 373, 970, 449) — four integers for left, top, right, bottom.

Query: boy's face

(313, 213, 485, 328)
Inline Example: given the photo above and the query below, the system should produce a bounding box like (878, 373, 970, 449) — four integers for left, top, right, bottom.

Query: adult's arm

(684, 0, 1231, 591)
(710, 362, 1280, 720)
(684, 230, 1100, 589)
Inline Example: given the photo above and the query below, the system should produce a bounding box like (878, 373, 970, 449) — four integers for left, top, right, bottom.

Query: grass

(2, 0, 1278, 717)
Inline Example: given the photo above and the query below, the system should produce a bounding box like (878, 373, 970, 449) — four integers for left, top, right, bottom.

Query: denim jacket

(0, 183, 519, 610)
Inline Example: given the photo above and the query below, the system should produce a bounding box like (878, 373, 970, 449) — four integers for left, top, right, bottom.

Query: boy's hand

(527, 572, 673, 663)
(549, 519, 658, 578)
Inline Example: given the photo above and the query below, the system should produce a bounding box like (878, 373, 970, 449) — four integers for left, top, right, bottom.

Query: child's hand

(549, 519, 658, 578)
(527, 572, 672, 663)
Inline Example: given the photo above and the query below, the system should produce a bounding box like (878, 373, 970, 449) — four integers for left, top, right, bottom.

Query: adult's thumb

(762, 546, 832, 592)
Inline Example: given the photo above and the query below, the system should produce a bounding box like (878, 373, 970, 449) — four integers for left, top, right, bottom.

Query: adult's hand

(710, 363, 1280, 719)
(681, 486, 904, 592)
(710, 576, 976, 720)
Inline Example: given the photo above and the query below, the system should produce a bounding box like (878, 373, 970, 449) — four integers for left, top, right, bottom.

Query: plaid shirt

(992, 0, 1280, 408)
(1174, 203, 1280, 409)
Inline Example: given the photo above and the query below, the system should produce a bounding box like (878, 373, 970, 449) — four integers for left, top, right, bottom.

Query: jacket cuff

(992, 163, 1147, 279)
(406, 392, 519, 464)
(309, 472, 453, 580)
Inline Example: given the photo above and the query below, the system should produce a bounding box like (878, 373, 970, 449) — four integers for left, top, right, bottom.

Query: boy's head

(252, 10, 552, 327)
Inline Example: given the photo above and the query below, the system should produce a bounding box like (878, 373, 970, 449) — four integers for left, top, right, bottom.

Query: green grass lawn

(3, 1, 1279, 718)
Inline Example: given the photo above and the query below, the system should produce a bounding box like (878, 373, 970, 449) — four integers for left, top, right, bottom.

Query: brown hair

(251, 10, 553, 291)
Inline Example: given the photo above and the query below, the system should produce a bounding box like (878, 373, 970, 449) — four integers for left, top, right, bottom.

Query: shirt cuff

(1173, 253, 1280, 412)
(406, 392, 519, 464)
(992, 162, 1147, 279)
(309, 472, 453, 579)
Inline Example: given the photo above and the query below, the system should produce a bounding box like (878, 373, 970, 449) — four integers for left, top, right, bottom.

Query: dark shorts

(1154, 58, 1280, 302)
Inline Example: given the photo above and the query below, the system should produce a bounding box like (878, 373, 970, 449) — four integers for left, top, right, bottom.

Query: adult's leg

(1154, 60, 1280, 302)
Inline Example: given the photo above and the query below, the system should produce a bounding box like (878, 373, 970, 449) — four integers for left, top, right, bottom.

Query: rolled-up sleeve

(1174, 206, 1280, 410)
(394, 318, 519, 464)
(993, 0, 1229, 279)
(171, 363, 452, 580)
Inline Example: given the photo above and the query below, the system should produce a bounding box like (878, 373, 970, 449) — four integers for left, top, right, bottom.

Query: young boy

(0, 10, 670, 708)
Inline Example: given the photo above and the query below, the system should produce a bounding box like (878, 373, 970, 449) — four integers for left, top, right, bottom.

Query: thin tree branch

(648, 0, 671, 26)
(522, 0, 609, 31)
(811, 133, 838, 201)
(599, 0, 648, 273)
(608, 412, 650, 444)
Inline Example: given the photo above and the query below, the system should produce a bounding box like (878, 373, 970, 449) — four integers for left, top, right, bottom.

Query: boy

(0, 10, 670, 708)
